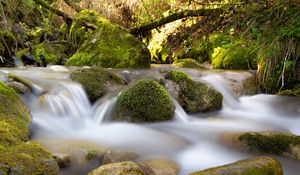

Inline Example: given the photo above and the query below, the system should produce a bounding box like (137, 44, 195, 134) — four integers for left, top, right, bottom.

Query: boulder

(0, 142, 59, 175)
(6, 81, 30, 94)
(221, 131, 300, 159)
(102, 150, 140, 165)
(189, 157, 282, 175)
(88, 161, 145, 175)
(113, 80, 175, 122)
(0, 81, 31, 139)
(138, 159, 179, 175)
(0, 82, 59, 174)
(70, 67, 127, 102)
(165, 70, 223, 113)
(66, 10, 151, 68)
(53, 153, 71, 168)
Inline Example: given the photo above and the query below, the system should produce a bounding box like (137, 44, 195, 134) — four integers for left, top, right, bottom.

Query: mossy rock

(165, 70, 223, 113)
(211, 41, 256, 70)
(138, 159, 179, 175)
(0, 142, 59, 175)
(70, 67, 127, 102)
(16, 42, 66, 65)
(189, 157, 283, 175)
(172, 59, 205, 69)
(276, 90, 295, 96)
(88, 161, 145, 175)
(66, 10, 151, 68)
(0, 81, 31, 132)
(114, 80, 175, 123)
(221, 132, 300, 159)
(0, 121, 27, 148)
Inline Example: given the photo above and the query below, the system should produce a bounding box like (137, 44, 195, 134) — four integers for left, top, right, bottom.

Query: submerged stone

(221, 131, 300, 160)
(88, 161, 145, 175)
(102, 150, 140, 165)
(138, 159, 179, 175)
(114, 80, 175, 123)
(66, 10, 151, 68)
(189, 157, 282, 175)
(70, 67, 127, 102)
(165, 70, 223, 113)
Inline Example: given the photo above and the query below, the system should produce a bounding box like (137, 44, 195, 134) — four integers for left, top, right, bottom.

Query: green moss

(114, 80, 175, 123)
(66, 10, 151, 68)
(0, 82, 31, 131)
(238, 132, 300, 154)
(293, 83, 300, 97)
(0, 121, 27, 148)
(0, 142, 59, 175)
(190, 157, 283, 175)
(209, 32, 233, 49)
(276, 90, 295, 96)
(211, 47, 226, 69)
(165, 70, 223, 113)
(172, 58, 204, 69)
(165, 70, 192, 83)
(211, 41, 256, 70)
(70, 67, 127, 102)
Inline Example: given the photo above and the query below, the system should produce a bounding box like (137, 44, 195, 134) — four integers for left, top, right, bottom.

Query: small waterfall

(40, 82, 92, 119)
(199, 74, 240, 109)
(173, 98, 190, 123)
(93, 97, 118, 125)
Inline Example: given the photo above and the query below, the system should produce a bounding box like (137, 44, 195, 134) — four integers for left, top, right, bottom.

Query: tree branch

(130, 8, 223, 35)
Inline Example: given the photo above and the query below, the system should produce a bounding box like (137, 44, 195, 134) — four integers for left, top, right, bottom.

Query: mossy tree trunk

(130, 8, 223, 35)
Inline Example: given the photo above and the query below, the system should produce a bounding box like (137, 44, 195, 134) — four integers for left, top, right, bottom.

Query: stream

(1, 66, 300, 175)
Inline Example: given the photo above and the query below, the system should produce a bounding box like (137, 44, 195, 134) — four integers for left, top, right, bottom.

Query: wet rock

(221, 71, 258, 96)
(113, 80, 175, 123)
(88, 161, 145, 175)
(6, 81, 30, 94)
(102, 150, 140, 165)
(70, 67, 127, 102)
(189, 157, 282, 175)
(66, 10, 151, 68)
(53, 153, 71, 168)
(221, 131, 300, 159)
(139, 159, 179, 175)
(165, 70, 223, 113)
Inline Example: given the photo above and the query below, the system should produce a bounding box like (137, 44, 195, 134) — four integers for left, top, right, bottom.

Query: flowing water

(1, 66, 300, 175)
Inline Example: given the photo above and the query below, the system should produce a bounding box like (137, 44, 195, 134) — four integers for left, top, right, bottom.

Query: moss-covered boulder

(88, 161, 145, 175)
(0, 81, 31, 133)
(0, 142, 59, 175)
(66, 10, 151, 68)
(172, 58, 205, 69)
(165, 70, 223, 113)
(221, 132, 300, 160)
(16, 41, 66, 65)
(211, 41, 256, 70)
(0, 82, 59, 174)
(70, 67, 127, 102)
(189, 157, 282, 175)
(113, 80, 175, 123)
